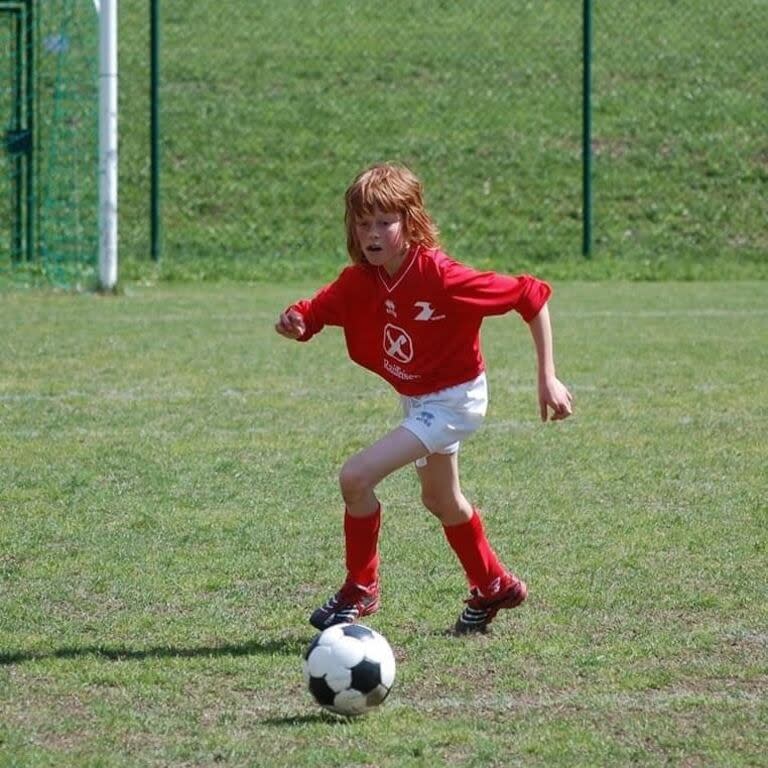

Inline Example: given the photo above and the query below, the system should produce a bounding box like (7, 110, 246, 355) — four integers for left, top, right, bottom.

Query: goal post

(1, 0, 115, 288)
(97, 0, 117, 290)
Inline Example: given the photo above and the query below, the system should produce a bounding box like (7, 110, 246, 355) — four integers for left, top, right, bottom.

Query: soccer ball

(303, 623, 396, 716)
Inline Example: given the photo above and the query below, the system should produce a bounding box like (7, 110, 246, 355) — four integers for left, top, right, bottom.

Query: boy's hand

(538, 375, 573, 422)
(275, 309, 306, 339)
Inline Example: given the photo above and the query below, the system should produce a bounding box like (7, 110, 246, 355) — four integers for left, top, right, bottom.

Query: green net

(38, 0, 99, 285)
(0, 0, 98, 287)
(592, 3, 767, 272)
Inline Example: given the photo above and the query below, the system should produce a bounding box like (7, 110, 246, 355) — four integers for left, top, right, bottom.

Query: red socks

(443, 509, 506, 595)
(344, 505, 504, 595)
(344, 505, 381, 587)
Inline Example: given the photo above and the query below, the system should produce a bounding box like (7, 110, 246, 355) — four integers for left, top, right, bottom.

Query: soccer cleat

(454, 572, 528, 635)
(309, 580, 380, 630)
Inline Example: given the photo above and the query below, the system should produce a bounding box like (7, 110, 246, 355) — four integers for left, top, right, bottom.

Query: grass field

(1, 2, 765, 764)
(1, 281, 766, 766)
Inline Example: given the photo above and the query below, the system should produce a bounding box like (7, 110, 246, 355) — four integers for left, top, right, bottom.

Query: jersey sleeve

(285, 268, 352, 342)
(441, 258, 552, 322)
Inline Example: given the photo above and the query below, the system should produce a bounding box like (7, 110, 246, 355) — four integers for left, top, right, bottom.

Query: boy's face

(354, 206, 409, 275)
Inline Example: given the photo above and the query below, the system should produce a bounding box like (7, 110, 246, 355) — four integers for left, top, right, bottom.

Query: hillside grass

(12, 0, 764, 289)
(3, 2, 765, 286)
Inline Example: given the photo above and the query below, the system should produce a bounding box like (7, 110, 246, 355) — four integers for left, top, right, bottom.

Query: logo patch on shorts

(415, 410, 434, 427)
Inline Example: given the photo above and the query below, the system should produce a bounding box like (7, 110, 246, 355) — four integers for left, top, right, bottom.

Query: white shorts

(400, 373, 488, 467)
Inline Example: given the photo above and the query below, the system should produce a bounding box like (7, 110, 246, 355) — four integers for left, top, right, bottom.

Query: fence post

(150, 0, 160, 261)
(25, 0, 35, 262)
(582, 0, 593, 257)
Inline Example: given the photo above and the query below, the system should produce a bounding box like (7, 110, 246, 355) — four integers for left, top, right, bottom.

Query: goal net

(0, 0, 99, 286)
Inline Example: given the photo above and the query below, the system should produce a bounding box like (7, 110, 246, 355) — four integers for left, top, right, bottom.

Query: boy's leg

(340, 426, 429, 584)
(415, 450, 473, 526)
(310, 427, 429, 630)
(417, 452, 505, 589)
(417, 453, 527, 633)
(340, 426, 429, 517)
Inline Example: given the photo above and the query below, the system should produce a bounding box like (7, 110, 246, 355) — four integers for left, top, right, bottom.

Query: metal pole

(33, 0, 39, 263)
(24, 0, 34, 262)
(582, 0, 593, 257)
(13, 7, 23, 261)
(150, 0, 160, 261)
(98, 0, 118, 289)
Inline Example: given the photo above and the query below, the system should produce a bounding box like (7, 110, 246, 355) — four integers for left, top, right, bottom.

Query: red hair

(344, 163, 440, 265)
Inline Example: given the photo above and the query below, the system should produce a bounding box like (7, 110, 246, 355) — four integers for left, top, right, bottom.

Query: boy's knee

(421, 489, 451, 519)
(339, 457, 373, 502)
(421, 488, 469, 525)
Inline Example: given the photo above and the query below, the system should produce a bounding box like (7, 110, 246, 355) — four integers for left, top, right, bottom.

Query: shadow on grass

(0, 634, 309, 666)
(262, 712, 352, 726)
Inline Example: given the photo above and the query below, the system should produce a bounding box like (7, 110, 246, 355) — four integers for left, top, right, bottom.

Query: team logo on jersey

(413, 301, 445, 321)
(383, 324, 413, 363)
(385, 299, 397, 317)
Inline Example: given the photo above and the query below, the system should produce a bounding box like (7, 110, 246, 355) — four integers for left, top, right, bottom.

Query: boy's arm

(274, 269, 352, 341)
(527, 302, 573, 422)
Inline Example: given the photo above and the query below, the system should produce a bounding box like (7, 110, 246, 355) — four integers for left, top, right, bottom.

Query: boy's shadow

(0, 634, 308, 666)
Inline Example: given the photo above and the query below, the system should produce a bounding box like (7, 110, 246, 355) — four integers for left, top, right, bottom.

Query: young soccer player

(275, 163, 573, 634)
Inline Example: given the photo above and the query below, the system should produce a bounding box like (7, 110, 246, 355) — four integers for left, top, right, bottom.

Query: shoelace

(328, 581, 369, 608)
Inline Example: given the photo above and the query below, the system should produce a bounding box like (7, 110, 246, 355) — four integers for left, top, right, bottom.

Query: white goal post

(97, 0, 118, 290)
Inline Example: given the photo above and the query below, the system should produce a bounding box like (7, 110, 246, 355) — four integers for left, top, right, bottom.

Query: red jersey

(288, 245, 551, 396)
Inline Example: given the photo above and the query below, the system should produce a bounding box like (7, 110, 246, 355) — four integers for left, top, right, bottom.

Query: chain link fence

(592, 2, 766, 275)
(124, 2, 587, 280)
(4, 2, 764, 284)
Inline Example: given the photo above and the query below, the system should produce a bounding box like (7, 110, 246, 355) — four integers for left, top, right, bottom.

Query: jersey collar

(377, 244, 420, 293)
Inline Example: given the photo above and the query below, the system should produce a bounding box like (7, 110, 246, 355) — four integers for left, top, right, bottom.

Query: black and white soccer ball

(303, 623, 396, 716)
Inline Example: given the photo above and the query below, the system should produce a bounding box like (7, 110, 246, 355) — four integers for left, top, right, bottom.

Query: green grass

(6, 1, 766, 287)
(1, 282, 766, 766)
(128, 1, 767, 281)
(115, 0, 765, 283)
